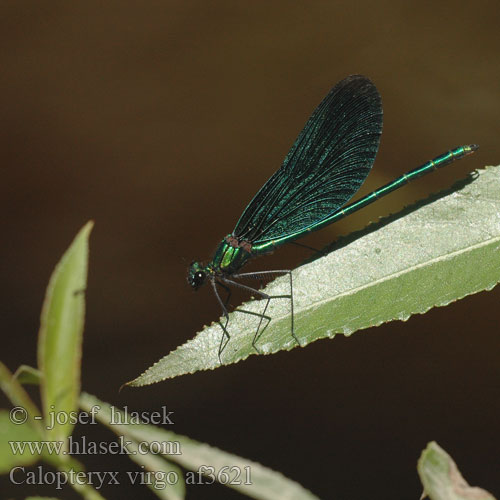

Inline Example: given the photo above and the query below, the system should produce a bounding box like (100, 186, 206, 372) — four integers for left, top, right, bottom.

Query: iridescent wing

(232, 75, 383, 245)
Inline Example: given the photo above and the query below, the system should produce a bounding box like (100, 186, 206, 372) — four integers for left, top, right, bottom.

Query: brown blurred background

(1, 2, 499, 498)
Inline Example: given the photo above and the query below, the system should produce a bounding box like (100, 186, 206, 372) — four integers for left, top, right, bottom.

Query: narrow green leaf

(0, 410, 42, 473)
(55, 456, 107, 500)
(37, 222, 93, 442)
(80, 393, 319, 500)
(122, 440, 185, 500)
(0, 364, 104, 499)
(79, 391, 185, 500)
(25, 497, 61, 500)
(14, 365, 42, 385)
(418, 441, 496, 500)
(0, 361, 44, 435)
(129, 166, 500, 385)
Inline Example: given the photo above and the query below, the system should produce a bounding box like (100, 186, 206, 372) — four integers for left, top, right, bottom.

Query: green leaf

(0, 361, 44, 435)
(79, 394, 185, 500)
(78, 392, 185, 500)
(0, 410, 43, 474)
(122, 441, 186, 500)
(80, 393, 319, 500)
(129, 166, 500, 385)
(37, 222, 93, 442)
(25, 497, 61, 500)
(14, 365, 42, 385)
(418, 441, 496, 500)
(55, 456, 107, 500)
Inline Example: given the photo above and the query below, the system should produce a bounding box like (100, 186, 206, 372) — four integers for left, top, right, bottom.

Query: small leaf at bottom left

(0, 410, 43, 473)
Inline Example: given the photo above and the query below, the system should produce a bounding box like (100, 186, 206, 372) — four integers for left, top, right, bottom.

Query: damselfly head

(187, 261, 206, 289)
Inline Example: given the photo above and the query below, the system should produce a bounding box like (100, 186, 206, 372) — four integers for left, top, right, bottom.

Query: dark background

(1, 2, 499, 498)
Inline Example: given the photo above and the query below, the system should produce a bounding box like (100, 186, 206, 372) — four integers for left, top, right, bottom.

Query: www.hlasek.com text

(9, 435, 181, 456)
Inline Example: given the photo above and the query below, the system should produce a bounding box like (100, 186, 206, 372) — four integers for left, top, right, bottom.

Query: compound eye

(193, 271, 205, 287)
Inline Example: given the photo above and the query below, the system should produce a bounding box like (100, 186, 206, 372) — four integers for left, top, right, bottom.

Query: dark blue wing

(232, 75, 383, 244)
